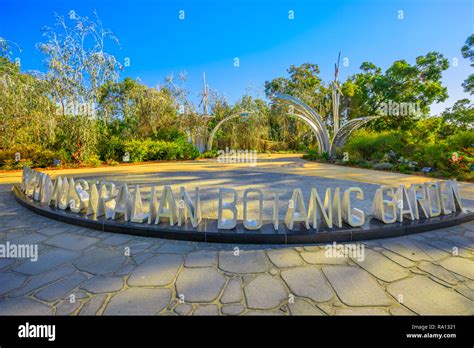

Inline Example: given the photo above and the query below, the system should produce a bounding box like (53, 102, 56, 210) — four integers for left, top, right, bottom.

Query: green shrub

(0, 145, 58, 169)
(178, 140, 201, 160)
(456, 171, 474, 182)
(52, 114, 99, 163)
(356, 159, 373, 169)
(105, 159, 119, 166)
(303, 149, 319, 161)
(56, 148, 72, 164)
(397, 157, 418, 171)
(303, 149, 330, 162)
(413, 144, 449, 170)
(397, 164, 413, 174)
(122, 139, 200, 162)
(98, 136, 124, 161)
(344, 130, 408, 161)
(381, 150, 397, 163)
(201, 150, 218, 158)
(152, 129, 187, 142)
(124, 139, 149, 162)
(373, 162, 394, 170)
(83, 154, 103, 167)
(1, 159, 26, 170)
(446, 130, 474, 150)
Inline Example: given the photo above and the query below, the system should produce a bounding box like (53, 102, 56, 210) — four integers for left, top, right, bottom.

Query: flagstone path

(1, 186, 473, 315)
(0, 155, 473, 315)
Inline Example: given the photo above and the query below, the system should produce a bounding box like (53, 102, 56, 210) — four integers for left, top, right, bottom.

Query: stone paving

(1, 183, 474, 316)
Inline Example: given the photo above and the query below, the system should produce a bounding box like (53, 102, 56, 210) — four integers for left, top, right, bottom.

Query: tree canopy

(342, 52, 449, 130)
(461, 34, 474, 94)
(0, 11, 472, 182)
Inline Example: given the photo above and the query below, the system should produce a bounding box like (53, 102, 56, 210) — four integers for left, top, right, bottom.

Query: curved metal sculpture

(330, 116, 380, 156)
(286, 112, 326, 152)
(270, 93, 379, 158)
(270, 93, 331, 155)
(207, 112, 252, 151)
(207, 93, 378, 157)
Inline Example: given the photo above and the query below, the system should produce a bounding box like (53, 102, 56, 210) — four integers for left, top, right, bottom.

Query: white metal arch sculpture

(329, 116, 380, 156)
(271, 93, 331, 155)
(270, 93, 379, 158)
(206, 93, 379, 156)
(206, 108, 328, 152)
(207, 112, 253, 151)
(286, 112, 326, 152)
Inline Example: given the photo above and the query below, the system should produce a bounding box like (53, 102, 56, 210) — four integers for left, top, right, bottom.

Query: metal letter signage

(19, 167, 466, 233)
(218, 188, 238, 229)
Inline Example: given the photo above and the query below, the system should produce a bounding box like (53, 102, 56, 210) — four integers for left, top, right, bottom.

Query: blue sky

(1, 0, 473, 114)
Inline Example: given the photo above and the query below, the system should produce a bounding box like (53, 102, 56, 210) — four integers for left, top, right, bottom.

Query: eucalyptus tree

(33, 11, 123, 162)
(265, 63, 331, 149)
(461, 34, 474, 94)
(162, 71, 211, 147)
(215, 95, 271, 151)
(342, 52, 449, 131)
(265, 63, 332, 121)
(164, 71, 196, 116)
(442, 99, 474, 129)
(0, 37, 22, 60)
(98, 77, 147, 137)
(0, 38, 56, 150)
(37, 10, 123, 116)
(0, 57, 56, 149)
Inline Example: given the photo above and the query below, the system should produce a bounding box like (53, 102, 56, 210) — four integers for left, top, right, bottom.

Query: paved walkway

(0, 156, 473, 315)
(1, 188, 473, 315)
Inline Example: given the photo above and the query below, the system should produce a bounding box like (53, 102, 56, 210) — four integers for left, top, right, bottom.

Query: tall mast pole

(202, 72, 209, 115)
(332, 52, 341, 136)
